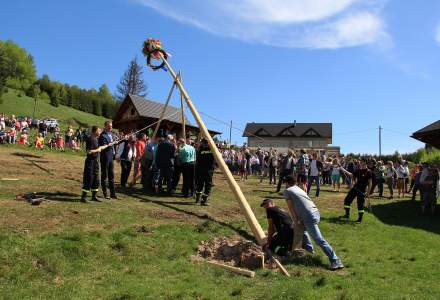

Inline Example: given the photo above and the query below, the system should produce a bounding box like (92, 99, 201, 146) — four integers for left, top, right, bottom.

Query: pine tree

(115, 57, 148, 101)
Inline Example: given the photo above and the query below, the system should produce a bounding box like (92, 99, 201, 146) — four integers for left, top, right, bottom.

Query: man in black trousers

(155, 134, 176, 194)
(98, 121, 118, 199)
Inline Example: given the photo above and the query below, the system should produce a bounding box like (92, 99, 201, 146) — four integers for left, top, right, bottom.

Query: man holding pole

(283, 175, 344, 270)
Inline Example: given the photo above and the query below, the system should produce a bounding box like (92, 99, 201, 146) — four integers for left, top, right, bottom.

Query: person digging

(261, 198, 313, 257)
(283, 175, 344, 271)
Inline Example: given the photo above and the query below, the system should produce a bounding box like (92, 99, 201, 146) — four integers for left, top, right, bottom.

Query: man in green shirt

(179, 138, 196, 197)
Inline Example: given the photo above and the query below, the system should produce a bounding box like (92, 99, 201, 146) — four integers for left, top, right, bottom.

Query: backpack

(297, 154, 310, 174)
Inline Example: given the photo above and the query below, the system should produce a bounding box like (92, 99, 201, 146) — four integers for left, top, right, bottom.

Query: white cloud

(435, 22, 440, 45)
(135, 0, 390, 49)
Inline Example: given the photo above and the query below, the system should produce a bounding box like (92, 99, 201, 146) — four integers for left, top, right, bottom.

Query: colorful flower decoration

(142, 38, 168, 71)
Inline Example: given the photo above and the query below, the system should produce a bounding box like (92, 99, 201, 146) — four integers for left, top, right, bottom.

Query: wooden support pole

(152, 71, 179, 140)
(205, 260, 255, 278)
(157, 52, 290, 277)
(180, 72, 186, 139)
(158, 53, 266, 244)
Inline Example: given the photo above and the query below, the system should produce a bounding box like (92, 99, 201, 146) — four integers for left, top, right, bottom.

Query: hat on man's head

(260, 198, 273, 207)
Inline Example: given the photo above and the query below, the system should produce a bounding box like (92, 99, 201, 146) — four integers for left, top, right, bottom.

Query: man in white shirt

(284, 175, 344, 270)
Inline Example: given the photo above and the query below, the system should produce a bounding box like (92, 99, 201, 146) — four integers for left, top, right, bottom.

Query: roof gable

(243, 122, 332, 138)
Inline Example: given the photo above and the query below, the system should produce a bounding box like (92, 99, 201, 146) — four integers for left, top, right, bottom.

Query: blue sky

(1, 0, 439, 154)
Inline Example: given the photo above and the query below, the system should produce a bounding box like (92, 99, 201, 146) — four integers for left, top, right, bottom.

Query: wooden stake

(152, 72, 179, 140)
(205, 260, 255, 278)
(157, 52, 290, 277)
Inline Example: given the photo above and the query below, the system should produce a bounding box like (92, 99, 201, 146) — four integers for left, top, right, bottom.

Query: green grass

(0, 146, 440, 299)
(0, 89, 109, 129)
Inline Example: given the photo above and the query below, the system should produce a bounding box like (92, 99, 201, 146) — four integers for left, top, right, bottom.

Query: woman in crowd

(395, 161, 407, 198)
(331, 158, 345, 192)
(385, 161, 397, 199)
(7, 127, 16, 144)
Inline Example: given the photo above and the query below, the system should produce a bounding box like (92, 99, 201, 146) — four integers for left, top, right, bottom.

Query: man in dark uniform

(81, 126, 106, 203)
(155, 134, 176, 194)
(98, 121, 117, 199)
(342, 159, 373, 223)
(195, 139, 215, 206)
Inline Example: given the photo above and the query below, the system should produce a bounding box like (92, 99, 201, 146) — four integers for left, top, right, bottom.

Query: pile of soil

(196, 236, 272, 270)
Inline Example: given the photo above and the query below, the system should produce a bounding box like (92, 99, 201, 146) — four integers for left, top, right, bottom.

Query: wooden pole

(158, 53, 266, 244)
(180, 72, 186, 139)
(152, 72, 179, 140)
(156, 52, 290, 277)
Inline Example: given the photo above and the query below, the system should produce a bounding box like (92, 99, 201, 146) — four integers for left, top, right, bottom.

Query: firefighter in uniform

(195, 139, 215, 206)
(342, 159, 373, 223)
(81, 126, 108, 203)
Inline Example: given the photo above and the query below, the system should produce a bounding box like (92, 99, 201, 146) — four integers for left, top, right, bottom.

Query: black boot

(195, 192, 201, 204)
(356, 212, 364, 224)
(201, 195, 209, 206)
(109, 181, 117, 199)
(81, 191, 88, 203)
(91, 191, 102, 202)
(342, 207, 350, 219)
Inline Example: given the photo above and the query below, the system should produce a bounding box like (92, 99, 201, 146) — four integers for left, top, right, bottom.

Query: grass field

(1, 145, 440, 299)
(0, 89, 108, 130)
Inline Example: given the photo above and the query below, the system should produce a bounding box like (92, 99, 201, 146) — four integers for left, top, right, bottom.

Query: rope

(111, 109, 181, 145)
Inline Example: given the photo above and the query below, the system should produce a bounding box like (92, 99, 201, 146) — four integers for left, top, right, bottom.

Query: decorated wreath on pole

(142, 38, 168, 71)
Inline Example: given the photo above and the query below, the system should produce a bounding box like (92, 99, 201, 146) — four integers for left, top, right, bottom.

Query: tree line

(0, 39, 149, 119)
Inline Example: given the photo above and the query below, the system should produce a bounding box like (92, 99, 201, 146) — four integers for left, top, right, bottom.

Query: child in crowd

(17, 132, 29, 145)
(35, 133, 45, 149)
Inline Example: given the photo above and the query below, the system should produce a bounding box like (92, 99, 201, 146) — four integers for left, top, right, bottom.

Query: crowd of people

(0, 113, 87, 150)
(81, 121, 216, 206)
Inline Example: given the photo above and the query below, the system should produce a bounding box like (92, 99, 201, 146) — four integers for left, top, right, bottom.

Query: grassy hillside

(0, 89, 109, 129)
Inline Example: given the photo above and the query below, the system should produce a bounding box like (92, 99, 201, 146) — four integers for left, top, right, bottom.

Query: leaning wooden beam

(205, 260, 255, 278)
(151, 71, 179, 140)
(159, 53, 266, 244)
(157, 51, 290, 277)
(179, 72, 186, 139)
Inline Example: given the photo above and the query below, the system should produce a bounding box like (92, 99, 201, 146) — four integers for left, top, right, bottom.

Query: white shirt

(116, 142, 136, 161)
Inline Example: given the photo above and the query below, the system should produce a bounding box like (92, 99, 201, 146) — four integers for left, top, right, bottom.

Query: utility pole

(229, 120, 232, 146)
(379, 126, 382, 158)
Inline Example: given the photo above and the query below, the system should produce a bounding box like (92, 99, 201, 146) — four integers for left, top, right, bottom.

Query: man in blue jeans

(307, 153, 322, 197)
(283, 175, 344, 270)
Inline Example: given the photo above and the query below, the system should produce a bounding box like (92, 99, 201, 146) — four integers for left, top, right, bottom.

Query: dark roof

(412, 120, 440, 135)
(411, 120, 440, 148)
(243, 123, 332, 138)
(129, 94, 191, 125)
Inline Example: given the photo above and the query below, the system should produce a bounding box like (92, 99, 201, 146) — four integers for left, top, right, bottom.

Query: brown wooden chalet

(243, 122, 339, 154)
(411, 120, 440, 149)
(113, 94, 221, 138)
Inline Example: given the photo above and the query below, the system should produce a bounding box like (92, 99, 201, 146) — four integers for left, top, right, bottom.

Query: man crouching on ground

(283, 175, 344, 270)
(261, 198, 313, 256)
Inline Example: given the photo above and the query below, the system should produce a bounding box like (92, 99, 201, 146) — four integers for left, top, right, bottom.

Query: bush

(417, 148, 440, 165)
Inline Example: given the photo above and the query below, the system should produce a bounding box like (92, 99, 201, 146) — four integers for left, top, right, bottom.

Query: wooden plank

(205, 260, 255, 278)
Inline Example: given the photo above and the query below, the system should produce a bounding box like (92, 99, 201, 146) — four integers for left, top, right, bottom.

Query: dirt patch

(194, 236, 275, 270)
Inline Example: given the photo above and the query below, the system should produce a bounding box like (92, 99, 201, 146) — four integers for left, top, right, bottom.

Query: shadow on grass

(128, 190, 256, 242)
(11, 152, 42, 159)
(282, 254, 326, 268)
(38, 191, 79, 202)
(320, 216, 357, 225)
(12, 152, 53, 175)
(372, 199, 440, 234)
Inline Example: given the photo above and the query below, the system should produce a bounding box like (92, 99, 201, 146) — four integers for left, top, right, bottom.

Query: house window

(130, 108, 136, 115)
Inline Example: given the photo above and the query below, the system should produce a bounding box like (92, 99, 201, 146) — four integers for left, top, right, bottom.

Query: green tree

(115, 57, 148, 101)
(0, 40, 37, 90)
